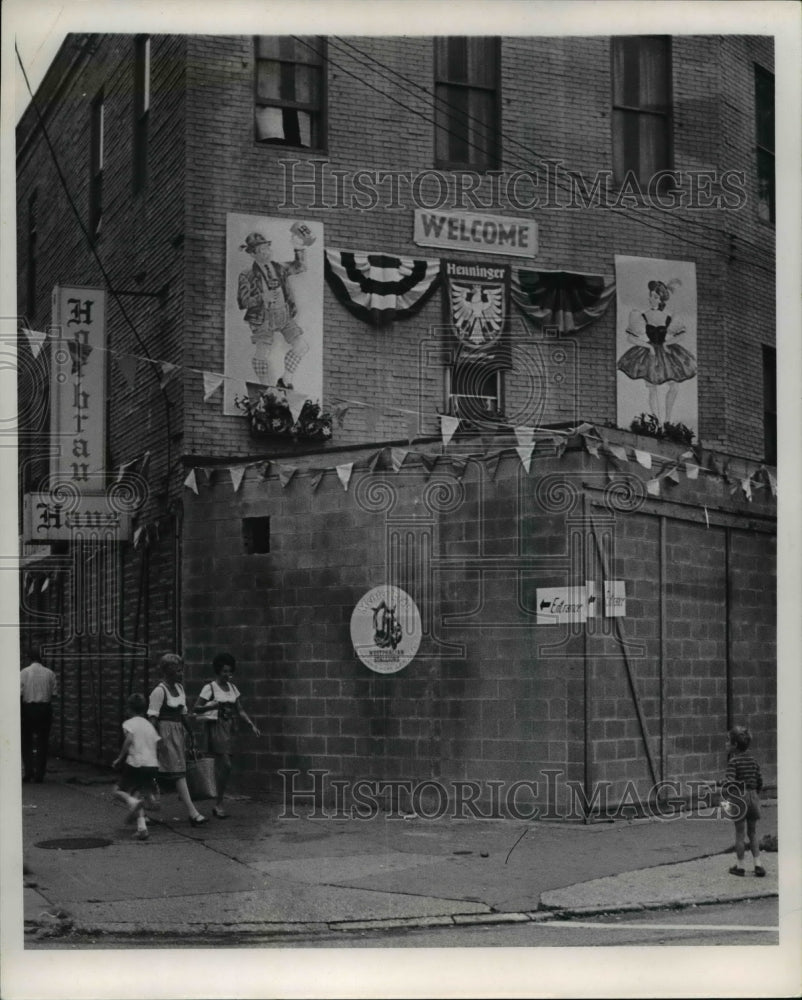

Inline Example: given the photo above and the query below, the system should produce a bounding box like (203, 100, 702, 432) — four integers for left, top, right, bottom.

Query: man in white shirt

(20, 650, 58, 783)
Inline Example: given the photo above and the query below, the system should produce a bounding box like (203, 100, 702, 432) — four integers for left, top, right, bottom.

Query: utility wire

(299, 36, 774, 276)
(15, 41, 175, 492)
(332, 35, 776, 264)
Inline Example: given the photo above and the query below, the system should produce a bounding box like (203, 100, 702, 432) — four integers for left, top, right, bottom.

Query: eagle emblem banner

(441, 259, 512, 370)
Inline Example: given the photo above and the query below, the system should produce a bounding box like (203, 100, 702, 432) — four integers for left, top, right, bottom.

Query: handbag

(185, 748, 217, 800)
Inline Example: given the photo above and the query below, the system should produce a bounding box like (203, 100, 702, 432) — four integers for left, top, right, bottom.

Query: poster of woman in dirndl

(615, 255, 698, 436)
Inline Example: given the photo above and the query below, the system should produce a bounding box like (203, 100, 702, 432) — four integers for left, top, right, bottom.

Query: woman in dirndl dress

(194, 652, 260, 818)
(147, 653, 206, 826)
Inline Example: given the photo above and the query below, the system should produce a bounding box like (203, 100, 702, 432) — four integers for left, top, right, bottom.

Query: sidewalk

(21, 758, 778, 942)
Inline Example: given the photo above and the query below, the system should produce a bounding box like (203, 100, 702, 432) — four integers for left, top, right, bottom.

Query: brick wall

(179, 35, 775, 463)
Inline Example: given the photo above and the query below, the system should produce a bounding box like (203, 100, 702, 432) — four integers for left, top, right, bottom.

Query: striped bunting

(324, 249, 441, 327)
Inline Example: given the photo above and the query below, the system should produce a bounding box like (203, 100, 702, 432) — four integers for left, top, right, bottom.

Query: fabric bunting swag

(512, 270, 616, 334)
(324, 250, 441, 327)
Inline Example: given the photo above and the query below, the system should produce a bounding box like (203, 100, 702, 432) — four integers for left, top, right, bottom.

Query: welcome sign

(414, 209, 538, 258)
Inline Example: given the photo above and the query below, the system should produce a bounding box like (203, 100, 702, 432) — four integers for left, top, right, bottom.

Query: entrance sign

(536, 585, 594, 625)
(414, 209, 537, 258)
(604, 580, 627, 617)
(350, 585, 422, 674)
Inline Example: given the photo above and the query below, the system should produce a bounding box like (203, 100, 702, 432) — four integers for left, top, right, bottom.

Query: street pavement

(19, 758, 778, 943)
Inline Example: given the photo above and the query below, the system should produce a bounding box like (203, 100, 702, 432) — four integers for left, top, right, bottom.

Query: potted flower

(236, 388, 333, 442)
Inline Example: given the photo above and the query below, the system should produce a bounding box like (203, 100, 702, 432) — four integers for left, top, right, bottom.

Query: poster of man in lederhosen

(224, 213, 323, 414)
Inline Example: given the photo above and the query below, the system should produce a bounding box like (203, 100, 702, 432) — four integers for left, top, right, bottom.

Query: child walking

(112, 693, 161, 841)
(722, 725, 765, 877)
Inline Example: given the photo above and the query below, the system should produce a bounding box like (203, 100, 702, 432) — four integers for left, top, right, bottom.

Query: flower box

(236, 389, 333, 443)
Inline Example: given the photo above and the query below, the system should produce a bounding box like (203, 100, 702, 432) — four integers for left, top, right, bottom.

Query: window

(254, 36, 325, 148)
(446, 362, 503, 427)
(611, 36, 672, 185)
(434, 37, 499, 170)
(755, 65, 775, 223)
(132, 35, 150, 193)
(762, 346, 776, 464)
(242, 516, 271, 554)
(26, 190, 37, 320)
(89, 91, 104, 237)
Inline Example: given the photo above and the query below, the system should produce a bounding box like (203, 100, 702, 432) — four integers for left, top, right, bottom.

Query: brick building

(17, 34, 776, 814)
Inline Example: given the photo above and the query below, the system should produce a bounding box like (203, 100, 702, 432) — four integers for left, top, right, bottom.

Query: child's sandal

(754, 865, 766, 877)
(728, 865, 745, 876)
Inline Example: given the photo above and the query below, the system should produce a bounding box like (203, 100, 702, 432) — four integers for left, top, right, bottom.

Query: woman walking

(147, 653, 207, 826)
(194, 652, 261, 818)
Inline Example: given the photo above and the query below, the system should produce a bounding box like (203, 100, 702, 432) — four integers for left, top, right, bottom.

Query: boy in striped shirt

(722, 725, 765, 877)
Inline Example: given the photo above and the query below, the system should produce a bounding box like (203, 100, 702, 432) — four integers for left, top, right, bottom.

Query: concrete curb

(55, 889, 777, 942)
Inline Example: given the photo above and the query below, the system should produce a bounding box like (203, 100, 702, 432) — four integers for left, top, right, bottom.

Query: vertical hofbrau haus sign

(50, 286, 107, 483)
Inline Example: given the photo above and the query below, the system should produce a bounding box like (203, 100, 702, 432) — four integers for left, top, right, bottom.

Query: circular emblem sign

(350, 585, 422, 674)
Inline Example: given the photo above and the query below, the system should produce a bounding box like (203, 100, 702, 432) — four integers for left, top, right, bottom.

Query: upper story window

(611, 36, 672, 185)
(132, 35, 150, 193)
(26, 190, 38, 321)
(434, 37, 499, 170)
(754, 65, 775, 224)
(445, 363, 503, 427)
(254, 36, 325, 148)
(89, 91, 104, 238)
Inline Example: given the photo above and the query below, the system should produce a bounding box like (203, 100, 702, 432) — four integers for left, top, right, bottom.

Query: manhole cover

(35, 838, 112, 850)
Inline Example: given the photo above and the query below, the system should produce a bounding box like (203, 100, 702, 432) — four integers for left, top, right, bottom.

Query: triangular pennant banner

(516, 445, 534, 474)
(22, 327, 47, 360)
(309, 469, 326, 491)
(419, 454, 438, 478)
(258, 463, 271, 481)
(286, 389, 307, 424)
(203, 371, 224, 402)
(634, 449, 652, 470)
(646, 478, 661, 496)
(334, 404, 350, 428)
(765, 469, 777, 496)
(183, 469, 199, 495)
(116, 353, 139, 389)
(229, 466, 245, 493)
(440, 415, 460, 448)
(741, 477, 753, 502)
(485, 452, 502, 482)
(608, 444, 629, 463)
(451, 456, 468, 480)
(514, 426, 535, 451)
(582, 434, 601, 458)
(115, 461, 133, 484)
(685, 462, 699, 480)
(552, 435, 568, 459)
(367, 450, 382, 473)
(336, 462, 354, 491)
(158, 361, 180, 388)
(279, 465, 297, 489)
(666, 466, 681, 484)
(391, 448, 408, 473)
(133, 526, 144, 548)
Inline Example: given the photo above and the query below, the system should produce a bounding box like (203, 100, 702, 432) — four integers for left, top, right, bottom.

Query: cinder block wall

(181, 439, 776, 808)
